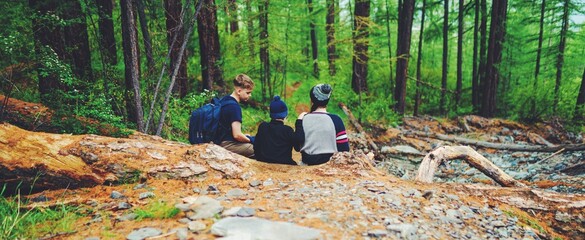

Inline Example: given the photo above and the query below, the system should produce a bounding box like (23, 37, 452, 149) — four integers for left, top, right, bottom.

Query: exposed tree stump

(416, 146, 526, 187)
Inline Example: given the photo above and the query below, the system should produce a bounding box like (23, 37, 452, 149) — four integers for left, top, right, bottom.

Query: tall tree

(96, 0, 117, 65)
(197, 0, 225, 91)
(574, 67, 585, 121)
(326, 0, 337, 76)
(554, 0, 570, 112)
(258, 0, 269, 100)
(534, 0, 546, 85)
(165, 0, 189, 97)
(120, 0, 145, 132)
(351, 0, 371, 93)
(471, 0, 480, 110)
(63, 0, 92, 81)
(228, 0, 239, 34)
(245, 0, 255, 57)
(476, 0, 487, 112)
(136, 0, 155, 72)
(455, 0, 464, 110)
(29, 0, 67, 106)
(480, 0, 508, 117)
(414, 0, 426, 116)
(384, 0, 394, 88)
(440, 0, 449, 115)
(394, 0, 415, 114)
(307, 0, 319, 78)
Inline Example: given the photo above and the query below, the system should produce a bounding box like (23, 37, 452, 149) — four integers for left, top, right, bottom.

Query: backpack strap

(213, 97, 239, 144)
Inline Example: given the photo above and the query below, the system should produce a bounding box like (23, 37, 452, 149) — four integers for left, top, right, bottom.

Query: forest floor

(0, 95, 584, 240)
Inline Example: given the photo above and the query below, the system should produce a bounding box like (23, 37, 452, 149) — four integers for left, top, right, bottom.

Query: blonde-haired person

(216, 74, 256, 158)
(296, 84, 350, 165)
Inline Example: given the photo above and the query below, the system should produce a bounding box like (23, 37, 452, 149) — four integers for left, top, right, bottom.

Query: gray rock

(236, 207, 256, 217)
(126, 227, 162, 240)
(118, 202, 131, 210)
(117, 213, 137, 221)
(133, 183, 147, 190)
(249, 180, 262, 187)
(555, 211, 572, 223)
(85, 237, 100, 240)
(492, 220, 506, 227)
(187, 196, 223, 220)
(139, 192, 155, 200)
(178, 218, 191, 224)
(111, 191, 125, 199)
(226, 188, 247, 198)
(175, 203, 191, 212)
(367, 229, 388, 238)
(211, 217, 321, 240)
(222, 207, 242, 217)
(188, 221, 206, 232)
(171, 228, 189, 240)
(386, 223, 417, 238)
(207, 185, 220, 194)
(263, 179, 274, 187)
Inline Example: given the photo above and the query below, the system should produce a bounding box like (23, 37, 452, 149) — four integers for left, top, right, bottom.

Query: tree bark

(307, 0, 319, 78)
(471, 0, 479, 111)
(480, 0, 507, 118)
(554, 0, 570, 112)
(351, 0, 370, 93)
(456, 0, 464, 110)
(63, 0, 93, 82)
(197, 0, 225, 91)
(121, 0, 145, 132)
(477, 0, 487, 112)
(414, 0, 426, 116)
(393, 0, 415, 114)
(96, 0, 118, 65)
(245, 0, 255, 58)
(416, 146, 525, 187)
(228, 0, 239, 34)
(574, 67, 585, 121)
(534, 0, 546, 85)
(440, 0, 449, 115)
(326, 0, 337, 76)
(136, 0, 155, 72)
(384, 0, 394, 90)
(258, 0, 269, 101)
(165, 0, 189, 98)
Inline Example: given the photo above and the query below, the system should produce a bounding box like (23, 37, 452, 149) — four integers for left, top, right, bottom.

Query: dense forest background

(1, 0, 584, 142)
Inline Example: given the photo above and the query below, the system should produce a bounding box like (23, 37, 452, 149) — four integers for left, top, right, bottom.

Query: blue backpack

(188, 97, 236, 144)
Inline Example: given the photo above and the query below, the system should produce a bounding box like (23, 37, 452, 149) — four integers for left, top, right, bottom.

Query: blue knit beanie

(270, 95, 288, 119)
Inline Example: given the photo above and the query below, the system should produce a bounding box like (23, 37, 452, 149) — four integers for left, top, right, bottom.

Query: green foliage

(162, 90, 218, 142)
(132, 200, 180, 220)
(0, 186, 81, 239)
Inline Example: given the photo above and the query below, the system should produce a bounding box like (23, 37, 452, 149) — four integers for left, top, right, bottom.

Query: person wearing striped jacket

(296, 84, 350, 165)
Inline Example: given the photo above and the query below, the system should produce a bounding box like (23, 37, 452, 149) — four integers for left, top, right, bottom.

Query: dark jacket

(254, 120, 303, 165)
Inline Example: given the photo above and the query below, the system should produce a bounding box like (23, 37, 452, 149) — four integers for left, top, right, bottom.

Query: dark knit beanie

(309, 84, 332, 106)
(270, 95, 288, 119)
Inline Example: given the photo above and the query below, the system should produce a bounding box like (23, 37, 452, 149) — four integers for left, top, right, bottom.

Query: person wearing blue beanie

(254, 96, 303, 165)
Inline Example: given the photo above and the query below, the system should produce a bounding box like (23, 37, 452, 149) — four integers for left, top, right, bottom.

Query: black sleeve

(254, 122, 267, 159)
(293, 119, 305, 152)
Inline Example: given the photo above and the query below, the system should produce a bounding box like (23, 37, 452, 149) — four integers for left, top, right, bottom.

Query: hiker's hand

(246, 135, 255, 144)
(298, 112, 307, 119)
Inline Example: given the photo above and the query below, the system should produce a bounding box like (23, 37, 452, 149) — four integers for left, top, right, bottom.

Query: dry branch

(407, 131, 585, 152)
(416, 146, 525, 187)
(338, 102, 378, 153)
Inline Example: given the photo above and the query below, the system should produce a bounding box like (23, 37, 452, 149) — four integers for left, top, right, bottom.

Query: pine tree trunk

(477, 0, 487, 111)
(63, 0, 93, 82)
(480, 0, 508, 118)
(29, 0, 67, 106)
(440, 0, 449, 115)
(351, 0, 370, 93)
(414, 0, 426, 117)
(96, 0, 117, 65)
(574, 67, 585, 121)
(228, 0, 239, 34)
(456, 0, 464, 110)
(384, 0, 394, 90)
(165, 0, 189, 98)
(471, 0, 479, 111)
(534, 0, 546, 85)
(307, 0, 319, 78)
(554, 0, 569, 112)
(393, 0, 415, 115)
(326, 0, 337, 76)
(197, 0, 225, 91)
(258, 0, 269, 101)
(136, 0, 155, 72)
(121, 0, 145, 132)
(245, 0, 255, 58)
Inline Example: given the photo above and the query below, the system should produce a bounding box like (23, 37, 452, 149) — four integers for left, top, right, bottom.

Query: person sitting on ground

(296, 84, 350, 165)
(254, 96, 303, 165)
(216, 74, 256, 158)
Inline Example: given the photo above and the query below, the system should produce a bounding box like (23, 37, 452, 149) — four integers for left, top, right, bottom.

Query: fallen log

(407, 130, 585, 152)
(415, 146, 526, 187)
(338, 102, 379, 153)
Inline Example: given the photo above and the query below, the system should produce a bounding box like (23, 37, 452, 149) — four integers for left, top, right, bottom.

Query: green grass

(133, 199, 180, 220)
(0, 186, 81, 239)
